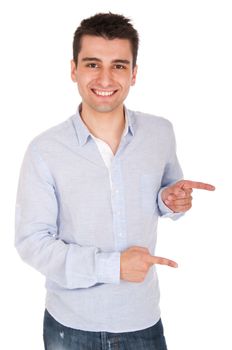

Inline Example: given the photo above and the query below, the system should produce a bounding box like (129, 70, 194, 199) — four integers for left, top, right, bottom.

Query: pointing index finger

(147, 255, 178, 268)
(180, 180, 215, 191)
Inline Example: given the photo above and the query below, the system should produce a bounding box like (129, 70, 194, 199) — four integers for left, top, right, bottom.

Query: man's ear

(71, 60, 77, 82)
(131, 65, 138, 86)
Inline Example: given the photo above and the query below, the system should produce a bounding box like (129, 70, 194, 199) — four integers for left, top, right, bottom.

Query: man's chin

(90, 103, 120, 113)
(82, 99, 123, 114)
(94, 106, 115, 113)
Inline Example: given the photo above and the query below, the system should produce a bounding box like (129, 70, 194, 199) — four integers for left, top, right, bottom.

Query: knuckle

(160, 258, 166, 264)
(185, 204, 191, 211)
(142, 262, 149, 271)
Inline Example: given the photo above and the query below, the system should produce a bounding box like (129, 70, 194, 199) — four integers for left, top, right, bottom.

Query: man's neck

(79, 103, 125, 141)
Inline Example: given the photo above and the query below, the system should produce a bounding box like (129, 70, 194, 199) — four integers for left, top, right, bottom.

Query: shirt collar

(73, 104, 135, 147)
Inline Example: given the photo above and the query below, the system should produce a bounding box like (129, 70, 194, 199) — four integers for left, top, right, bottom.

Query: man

(15, 12, 215, 350)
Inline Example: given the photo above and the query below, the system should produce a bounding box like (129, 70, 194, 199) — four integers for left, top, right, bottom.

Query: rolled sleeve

(96, 251, 121, 284)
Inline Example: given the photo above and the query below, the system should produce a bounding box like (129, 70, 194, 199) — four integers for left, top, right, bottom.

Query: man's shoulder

(127, 108, 174, 131)
(28, 115, 75, 150)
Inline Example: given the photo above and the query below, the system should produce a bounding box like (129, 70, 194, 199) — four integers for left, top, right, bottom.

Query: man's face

(71, 35, 138, 114)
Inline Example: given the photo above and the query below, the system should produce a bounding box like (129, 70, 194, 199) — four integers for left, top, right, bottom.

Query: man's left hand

(161, 180, 215, 213)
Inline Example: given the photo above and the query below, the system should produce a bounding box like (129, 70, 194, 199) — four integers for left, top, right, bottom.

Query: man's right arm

(15, 142, 120, 289)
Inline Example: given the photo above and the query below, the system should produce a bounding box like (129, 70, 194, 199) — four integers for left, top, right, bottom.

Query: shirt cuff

(157, 187, 184, 221)
(96, 251, 121, 284)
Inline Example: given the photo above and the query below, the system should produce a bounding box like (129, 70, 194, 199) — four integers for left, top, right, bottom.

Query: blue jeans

(43, 309, 168, 350)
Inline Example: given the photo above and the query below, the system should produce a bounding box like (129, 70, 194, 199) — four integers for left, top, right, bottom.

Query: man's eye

(114, 64, 126, 69)
(87, 63, 98, 68)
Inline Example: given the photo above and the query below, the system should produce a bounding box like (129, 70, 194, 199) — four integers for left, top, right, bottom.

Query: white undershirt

(90, 116, 128, 189)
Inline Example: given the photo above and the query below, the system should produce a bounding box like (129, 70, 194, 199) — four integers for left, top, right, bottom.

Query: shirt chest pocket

(140, 174, 159, 215)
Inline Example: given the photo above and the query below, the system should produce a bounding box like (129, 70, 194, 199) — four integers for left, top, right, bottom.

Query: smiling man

(15, 13, 215, 350)
(74, 36, 136, 113)
(70, 33, 138, 155)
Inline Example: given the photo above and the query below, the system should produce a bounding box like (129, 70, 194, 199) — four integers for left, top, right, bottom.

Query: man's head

(71, 13, 139, 114)
(72, 12, 139, 69)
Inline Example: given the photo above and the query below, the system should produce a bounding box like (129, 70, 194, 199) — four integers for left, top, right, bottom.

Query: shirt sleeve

(15, 142, 120, 289)
(157, 122, 184, 220)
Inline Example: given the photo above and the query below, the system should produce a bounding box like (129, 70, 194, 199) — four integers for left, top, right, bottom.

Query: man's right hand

(120, 246, 178, 282)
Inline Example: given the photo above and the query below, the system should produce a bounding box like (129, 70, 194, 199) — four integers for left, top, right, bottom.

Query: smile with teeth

(92, 89, 117, 96)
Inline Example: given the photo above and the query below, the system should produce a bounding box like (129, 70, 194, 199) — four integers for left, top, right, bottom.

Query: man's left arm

(157, 122, 215, 218)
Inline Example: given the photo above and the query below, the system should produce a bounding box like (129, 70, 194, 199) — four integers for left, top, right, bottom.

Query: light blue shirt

(15, 106, 183, 332)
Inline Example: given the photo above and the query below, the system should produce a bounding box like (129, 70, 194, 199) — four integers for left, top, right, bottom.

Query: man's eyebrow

(111, 59, 130, 65)
(81, 57, 102, 62)
(81, 57, 131, 65)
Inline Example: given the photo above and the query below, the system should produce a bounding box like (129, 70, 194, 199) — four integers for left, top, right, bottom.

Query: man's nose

(96, 68, 114, 87)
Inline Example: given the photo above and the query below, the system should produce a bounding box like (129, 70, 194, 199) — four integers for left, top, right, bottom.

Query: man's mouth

(91, 89, 118, 97)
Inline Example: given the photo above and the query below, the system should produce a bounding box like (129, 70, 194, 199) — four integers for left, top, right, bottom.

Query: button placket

(110, 159, 127, 251)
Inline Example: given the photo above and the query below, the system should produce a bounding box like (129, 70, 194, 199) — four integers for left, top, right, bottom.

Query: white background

(0, 0, 231, 349)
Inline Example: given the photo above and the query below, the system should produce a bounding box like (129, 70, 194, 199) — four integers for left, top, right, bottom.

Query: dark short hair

(73, 12, 139, 69)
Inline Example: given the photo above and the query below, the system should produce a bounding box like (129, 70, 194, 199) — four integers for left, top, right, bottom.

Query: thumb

(161, 182, 185, 200)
